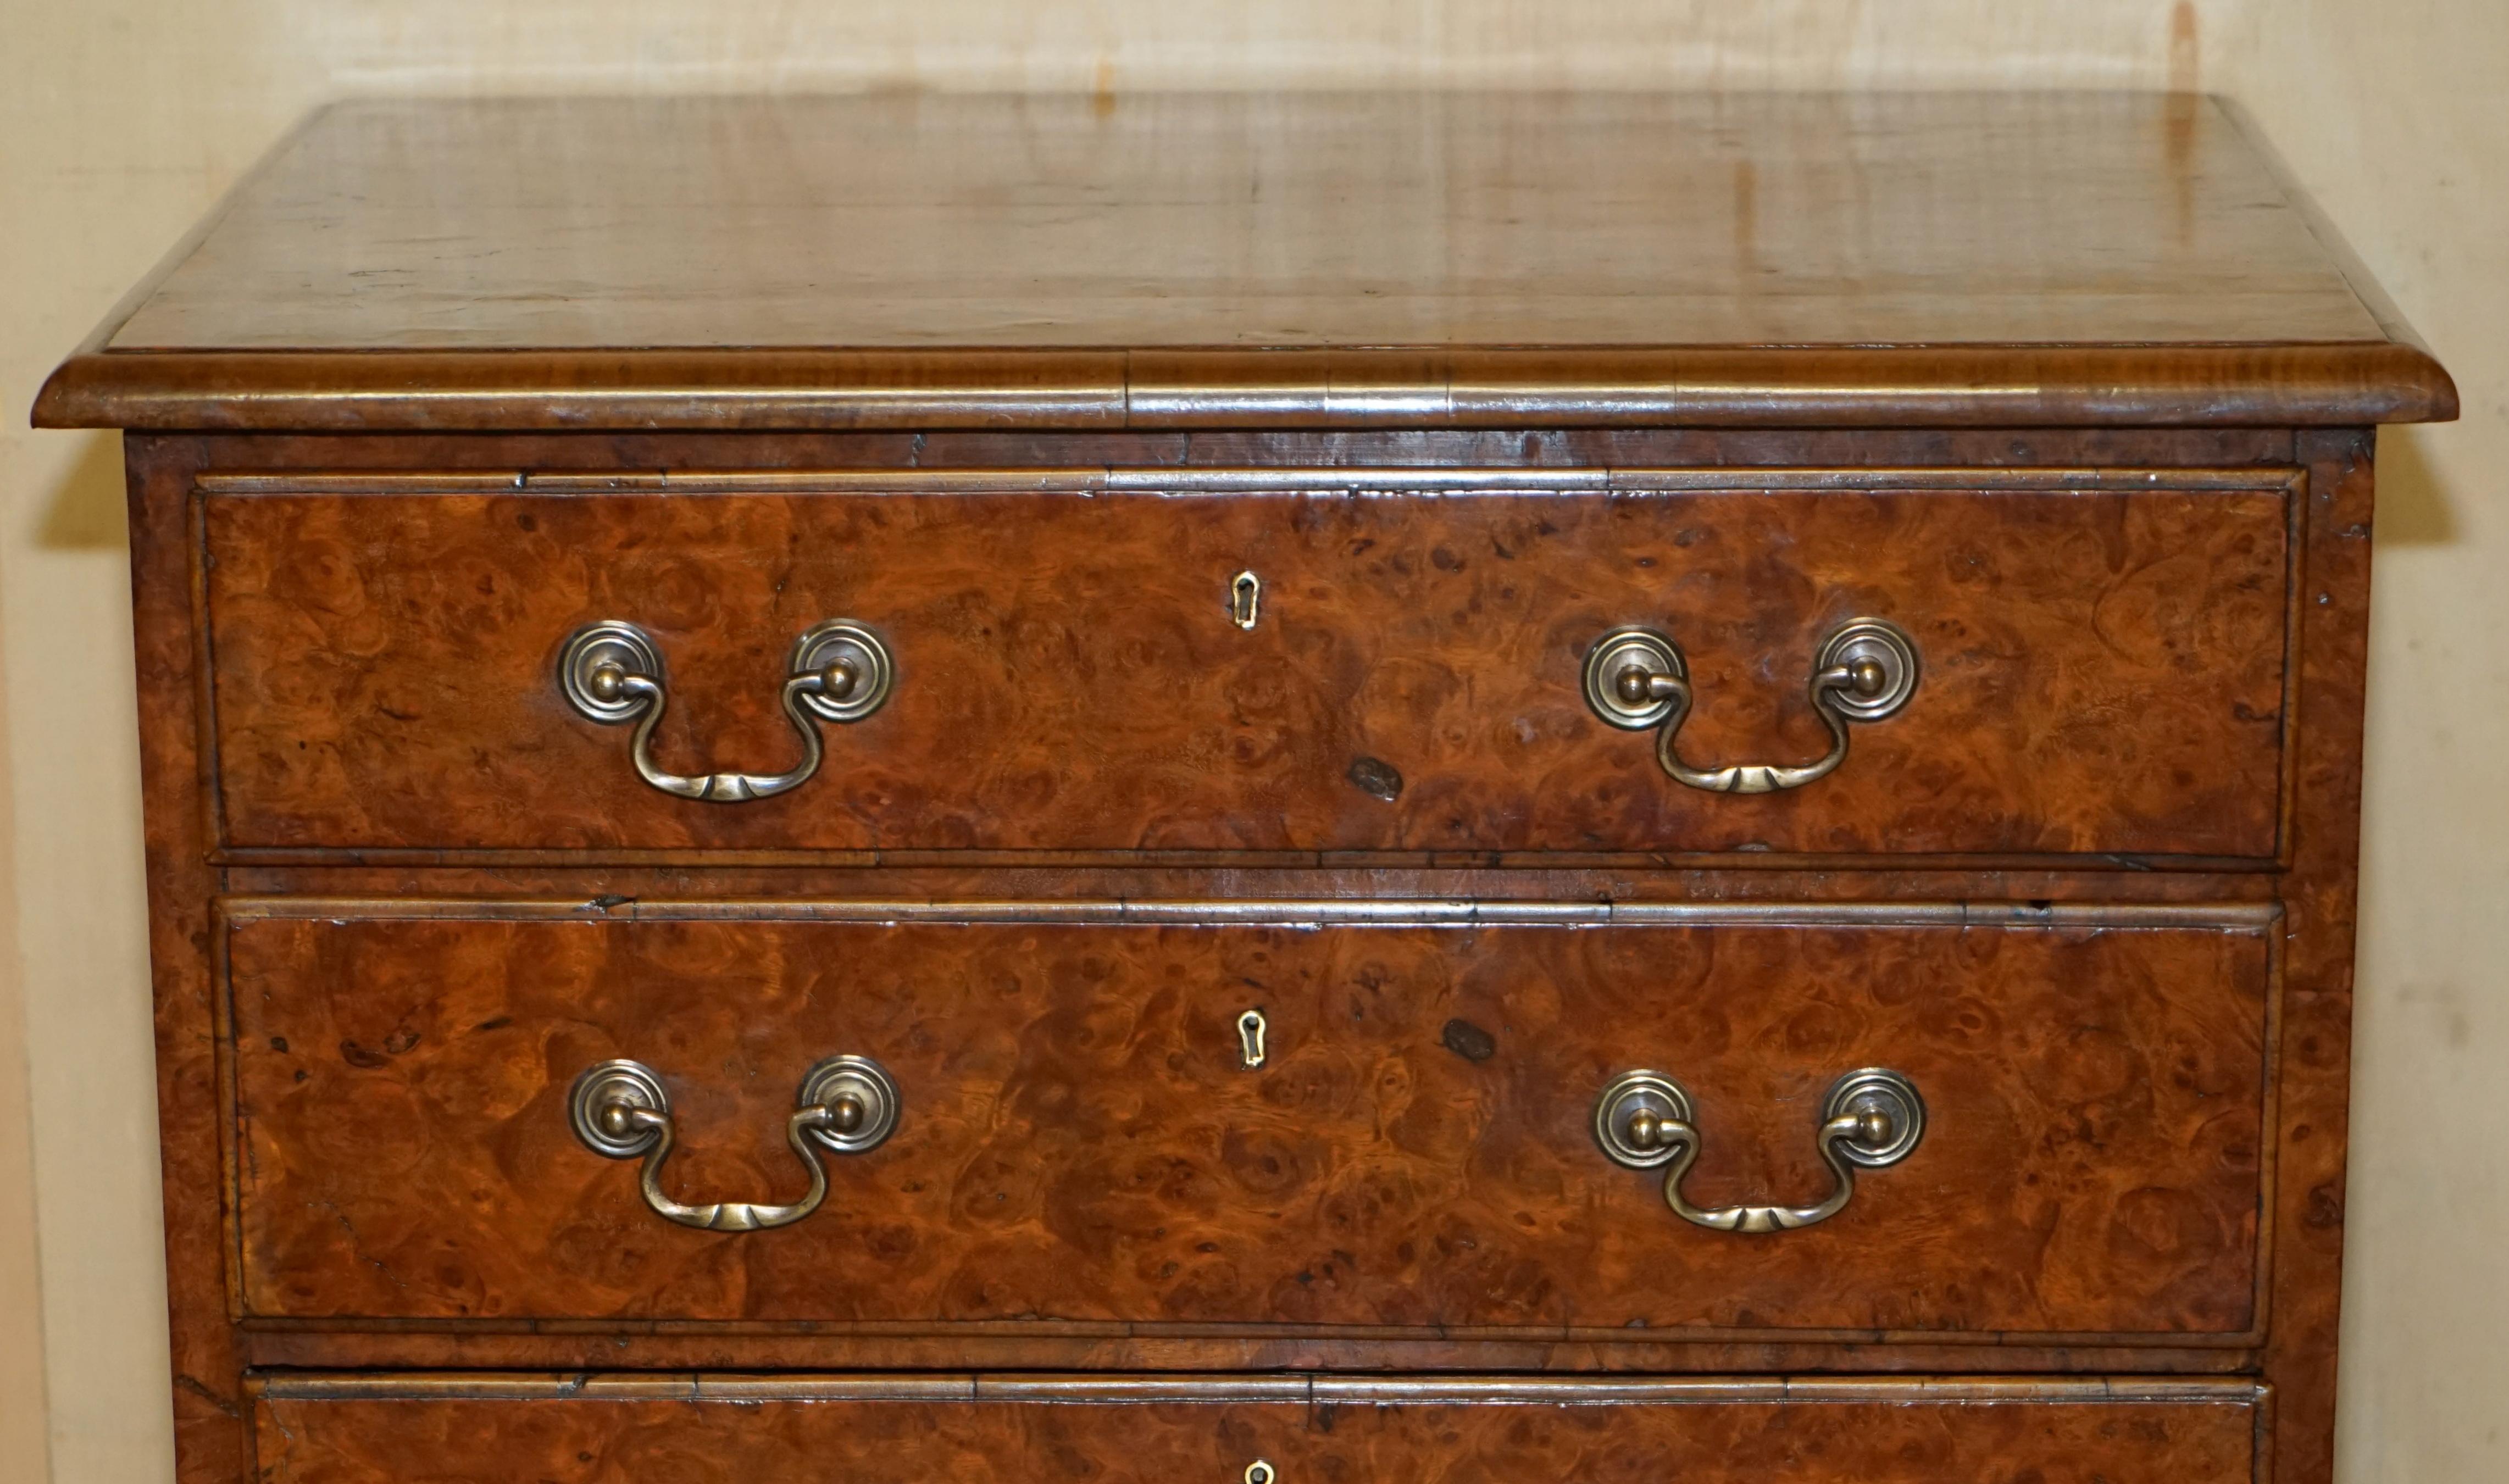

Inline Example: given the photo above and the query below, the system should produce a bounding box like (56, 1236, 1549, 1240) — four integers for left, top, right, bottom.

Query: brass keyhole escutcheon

(1230, 570, 1262, 630)
(1245, 1461, 1277, 1484)
(1237, 1009, 1268, 1069)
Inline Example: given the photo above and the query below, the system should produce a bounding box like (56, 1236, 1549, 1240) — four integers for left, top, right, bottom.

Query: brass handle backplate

(558, 618, 893, 802)
(1592, 1068, 1924, 1232)
(1582, 619, 1918, 794)
(568, 1055, 900, 1232)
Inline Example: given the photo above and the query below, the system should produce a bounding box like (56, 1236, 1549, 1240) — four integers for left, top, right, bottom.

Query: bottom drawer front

(252, 1376, 2265, 1483)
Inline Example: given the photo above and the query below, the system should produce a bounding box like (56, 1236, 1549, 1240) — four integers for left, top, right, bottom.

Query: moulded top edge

(33, 342, 2457, 432)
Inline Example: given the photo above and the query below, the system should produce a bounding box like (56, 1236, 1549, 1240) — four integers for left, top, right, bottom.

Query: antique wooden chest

(35, 92, 2455, 1484)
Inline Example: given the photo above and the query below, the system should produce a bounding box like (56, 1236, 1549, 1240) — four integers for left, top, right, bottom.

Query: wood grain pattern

(31, 93, 2456, 430)
(247, 1374, 2267, 1484)
(100, 93, 2397, 350)
(124, 435, 256, 1484)
(223, 912, 2270, 1339)
(200, 479, 2295, 860)
(2257, 430, 2379, 1484)
(103, 399, 2402, 1484)
(227, 1329, 2267, 1379)
(32, 343, 2457, 433)
(138, 425, 2319, 482)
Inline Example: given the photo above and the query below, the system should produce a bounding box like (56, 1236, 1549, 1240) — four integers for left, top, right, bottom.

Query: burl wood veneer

(34, 92, 2452, 1484)
(198, 475, 2295, 862)
(223, 908, 2271, 1337)
(250, 1376, 2271, 1484)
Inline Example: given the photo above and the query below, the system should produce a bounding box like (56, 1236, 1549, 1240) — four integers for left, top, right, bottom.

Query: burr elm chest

(35, 91, 2456, 1484)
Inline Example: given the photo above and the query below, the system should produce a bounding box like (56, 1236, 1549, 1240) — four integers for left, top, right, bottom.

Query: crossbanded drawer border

(209, 894, 2285, 1355)
(187, 463, 2308, 874)
(217, 896, 2283, 929)
(249, 1369, 2272, 1407)
(241, 1372, 2274, 1484)
(194, 464, 2307, 497)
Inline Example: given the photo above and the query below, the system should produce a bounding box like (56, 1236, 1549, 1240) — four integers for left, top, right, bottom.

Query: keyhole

(1237, 1009, 1268, 1070)
(1230, 570, 1261, 630)
(1244, 1461, 1276, 1484)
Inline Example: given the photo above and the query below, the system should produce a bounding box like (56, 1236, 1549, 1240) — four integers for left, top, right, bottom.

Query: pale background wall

(1, 3, 2501, 1480)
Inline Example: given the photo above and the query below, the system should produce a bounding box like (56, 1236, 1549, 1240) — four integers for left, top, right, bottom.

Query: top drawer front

(200, 471, 2294, 860)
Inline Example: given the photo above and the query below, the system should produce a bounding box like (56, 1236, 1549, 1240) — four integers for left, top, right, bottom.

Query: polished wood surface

(107, 423, 2388, 1484)
(30, 343, 2458, 433)
(249, 1374, 2267, 1484)
(31, 93, 2456, 430)
(46, 89, 2441, 1484)
(2261, 429, 2379, 1484)
(223, 908, 2270, 1338)
(95, 93, 2402, 350)
(199, 473, 2294, 862)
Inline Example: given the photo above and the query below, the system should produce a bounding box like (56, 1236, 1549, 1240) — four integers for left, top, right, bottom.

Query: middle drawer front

(223, 905, 2271, 1341)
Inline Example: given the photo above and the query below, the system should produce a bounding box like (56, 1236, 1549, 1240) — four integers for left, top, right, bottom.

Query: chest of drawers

(36, 92, 2454, 1484)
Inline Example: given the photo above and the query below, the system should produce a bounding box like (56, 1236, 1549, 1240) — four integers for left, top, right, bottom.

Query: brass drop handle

(1592, 1068, 1924, 1232)
(1581, 619, 1919, 794)
(558, 619, 894, 802)
(568, 1055, 900, 1232)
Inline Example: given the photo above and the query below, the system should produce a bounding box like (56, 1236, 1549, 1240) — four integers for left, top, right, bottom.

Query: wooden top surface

(37, 91, 2454, 430)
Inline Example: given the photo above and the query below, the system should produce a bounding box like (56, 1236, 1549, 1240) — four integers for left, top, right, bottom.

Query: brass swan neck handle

(568, 1056, 900, 1232)
(558, 619, 894, 803)
(1583, 619, 1919, 794)
(1593, 1068, 1925, 1233)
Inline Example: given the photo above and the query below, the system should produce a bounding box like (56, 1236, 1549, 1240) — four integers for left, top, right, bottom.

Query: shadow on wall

(2373, 425, 2455, 546)
(37, 433, 126, 552)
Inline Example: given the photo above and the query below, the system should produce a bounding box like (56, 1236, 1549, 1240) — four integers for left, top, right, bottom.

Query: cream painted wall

(2221, 4, 2509, 1477)
(1, 4, 2499, 1482)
